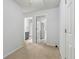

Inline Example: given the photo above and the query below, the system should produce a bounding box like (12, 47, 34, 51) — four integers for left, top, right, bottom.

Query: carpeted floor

(4, 41, 61, 59)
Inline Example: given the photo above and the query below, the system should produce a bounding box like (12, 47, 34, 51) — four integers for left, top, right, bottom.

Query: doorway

(36, 15, 47, 44)
(24, 17, 33, 43)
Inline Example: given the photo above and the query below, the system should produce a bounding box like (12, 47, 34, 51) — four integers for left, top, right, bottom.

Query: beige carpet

(4, 42, 61, 59)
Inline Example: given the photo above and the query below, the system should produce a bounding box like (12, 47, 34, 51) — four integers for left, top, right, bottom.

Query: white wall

(3, 0, 24, 57)
(47, 8, 59, 46)
(25, 8, 59, 46)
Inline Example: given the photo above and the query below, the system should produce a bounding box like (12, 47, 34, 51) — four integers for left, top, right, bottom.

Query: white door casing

(37, 21, 41, 43)
(36, 16, 47, 44)
(65, 0, 75, 59)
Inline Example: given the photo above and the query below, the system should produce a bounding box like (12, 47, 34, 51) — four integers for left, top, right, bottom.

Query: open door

(65, 0, 75, 59)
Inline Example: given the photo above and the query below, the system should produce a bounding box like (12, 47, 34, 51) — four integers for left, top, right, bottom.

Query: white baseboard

(46, 42, 58, 47)
(4, 46, 23, 58)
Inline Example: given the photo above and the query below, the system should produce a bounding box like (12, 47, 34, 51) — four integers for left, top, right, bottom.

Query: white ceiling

(15, 0, 60, 13)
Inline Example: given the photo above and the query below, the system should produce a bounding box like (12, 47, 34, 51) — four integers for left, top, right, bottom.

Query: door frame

(24, 17, 33, 41)
(35, 14, 47, 43)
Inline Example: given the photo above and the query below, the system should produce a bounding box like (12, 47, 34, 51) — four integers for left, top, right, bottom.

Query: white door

(65, 0, 74, 59)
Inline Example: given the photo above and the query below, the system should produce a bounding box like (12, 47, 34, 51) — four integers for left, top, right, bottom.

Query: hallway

(5, 42, 61, 59)
(3, 0, 75, 59)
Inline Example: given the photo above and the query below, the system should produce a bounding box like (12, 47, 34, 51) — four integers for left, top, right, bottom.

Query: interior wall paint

(25, 8, 59, 45)
(3, 0, 24, 57)
(46, 8, 59, 46)
(59, 0, 65, 59)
